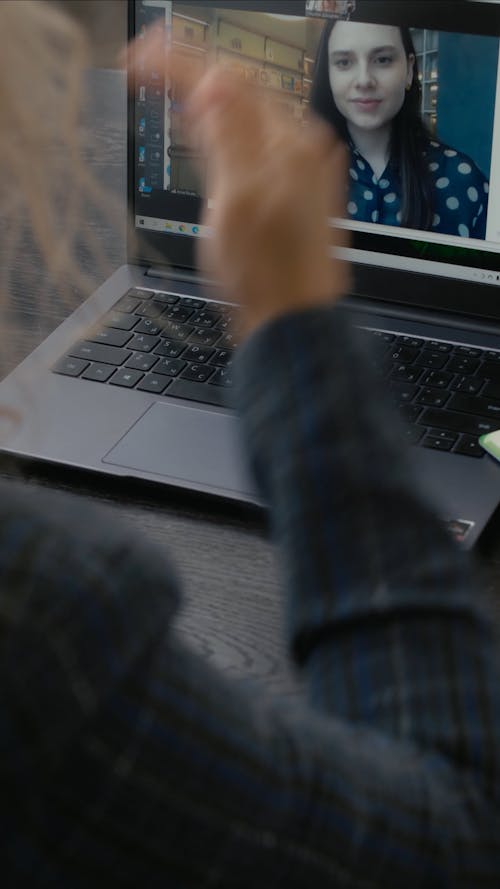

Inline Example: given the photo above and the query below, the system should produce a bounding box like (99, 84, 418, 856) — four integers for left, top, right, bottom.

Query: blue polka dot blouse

(347, 140, 489, 239)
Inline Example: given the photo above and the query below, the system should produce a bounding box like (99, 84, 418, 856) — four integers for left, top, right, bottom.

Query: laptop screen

(131, 0, 500, 291)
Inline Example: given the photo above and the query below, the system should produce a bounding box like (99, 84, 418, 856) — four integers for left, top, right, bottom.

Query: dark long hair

(310, 22, 434, 230)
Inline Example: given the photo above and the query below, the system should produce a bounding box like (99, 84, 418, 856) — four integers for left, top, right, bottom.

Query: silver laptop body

(0, 0, 499, 550)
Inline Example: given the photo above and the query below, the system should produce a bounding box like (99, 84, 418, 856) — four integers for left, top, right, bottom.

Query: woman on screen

(310, 20, 489, 239)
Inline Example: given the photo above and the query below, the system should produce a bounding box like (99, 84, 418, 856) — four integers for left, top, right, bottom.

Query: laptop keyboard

(53, 287, 500, 458)
(54, 288, 240, 409)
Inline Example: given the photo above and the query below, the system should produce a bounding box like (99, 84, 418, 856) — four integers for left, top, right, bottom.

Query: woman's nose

(354, 62, 375, 89)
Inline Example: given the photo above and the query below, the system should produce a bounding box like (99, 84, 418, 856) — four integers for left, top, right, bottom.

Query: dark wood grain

(0, 69, 498, 700)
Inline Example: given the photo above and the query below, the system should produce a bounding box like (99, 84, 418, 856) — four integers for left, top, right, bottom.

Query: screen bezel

(127, 0, 500, 322)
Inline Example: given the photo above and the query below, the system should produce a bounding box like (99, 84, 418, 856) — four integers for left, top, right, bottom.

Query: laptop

(0, 0, 499, 549)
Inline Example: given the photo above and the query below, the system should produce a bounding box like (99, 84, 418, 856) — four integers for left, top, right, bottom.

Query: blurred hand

(128, 29, 350, 339)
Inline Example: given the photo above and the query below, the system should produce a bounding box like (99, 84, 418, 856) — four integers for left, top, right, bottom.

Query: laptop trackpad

(103, 401, 256, 496)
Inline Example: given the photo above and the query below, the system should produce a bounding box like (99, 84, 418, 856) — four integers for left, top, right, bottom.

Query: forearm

(236, 305, 500, 794)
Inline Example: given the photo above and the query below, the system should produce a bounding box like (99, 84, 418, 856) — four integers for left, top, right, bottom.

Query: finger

(186, 67, 274, 172)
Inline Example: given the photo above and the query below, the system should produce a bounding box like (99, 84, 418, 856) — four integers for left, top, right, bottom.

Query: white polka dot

(379, 179, 389, 189)
(364, 190, 374, 200)
(436, 177, 450, 189)
(432, 214, 440, 227)
(357, 159, 366, 170)
(431, 141, 439, 148)
(458, 224, 469, 237)
(371, 210, 379, 222)
(457, 162, 472, 175)
(429, 162, 439, 172)
(347, 201, 358, 215)
(349, 168, 358, 181)
(396, 211, 402, 223)
(446, 196, 460, 210)
(372, 174, 378, 185)
(484, 182, 489, 194)
(472, 216, 477, 227)
(467, 186, 478, 202)
(478, 204, 484, 216)
(444, 149, 457, 157)
(384, 192, 396, 204)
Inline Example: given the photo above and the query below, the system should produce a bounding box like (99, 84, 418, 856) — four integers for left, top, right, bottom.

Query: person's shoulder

(425, 139, 488, 185)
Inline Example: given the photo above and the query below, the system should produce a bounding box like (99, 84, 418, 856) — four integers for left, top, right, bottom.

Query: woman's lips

(351, 99, 382, 112)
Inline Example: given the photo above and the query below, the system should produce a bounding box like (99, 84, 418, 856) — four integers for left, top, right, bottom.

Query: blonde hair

(0, 1, 126, 364)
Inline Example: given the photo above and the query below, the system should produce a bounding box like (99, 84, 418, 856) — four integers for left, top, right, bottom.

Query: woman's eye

(334, 58, 351, 70)
(374, 55, 394, 66)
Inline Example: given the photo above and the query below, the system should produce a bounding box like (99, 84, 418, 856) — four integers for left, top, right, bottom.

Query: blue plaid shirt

(1, 306, 499, 887)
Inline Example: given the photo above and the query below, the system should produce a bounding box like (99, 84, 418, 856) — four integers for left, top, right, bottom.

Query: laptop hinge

(145, 266, 218, 287)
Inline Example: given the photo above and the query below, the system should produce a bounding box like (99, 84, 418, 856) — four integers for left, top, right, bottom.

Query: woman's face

(327, 22, 414, 133)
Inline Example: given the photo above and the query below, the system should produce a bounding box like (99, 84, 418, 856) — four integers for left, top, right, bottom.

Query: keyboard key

(390, 364, 423, 384)
(456, 346, 482, 358)
(126, 353, 158, 372)
(209, 349, 235, 368)
(415, 351, 449, 370)
(81, 363, 115, 382)
(136, 374, 171, 394)
(362, 329, 394, 343)
(219, 331, 242, 350)
(159, 321, 194, 341)
(135, 318, 163, 336)
(109, 368, 143, 388)
(87, 327, 133, 347)
(479, 361, 500, 382)
(396, 336, 424, 348)
(151, 292, 179, 304)
(180, 363, 215, 383)
(53, 356, 89, 377)
(114, 295, 142, 313)
(416, 389, 450, 408)
(418, 408, 496, 436)
(446, 356, 480, 375)
(135, 301, 165, 319)
(125, 288, 153, 300)
(421, 370, 454, 389)
(399, 403, 423, 424)
(209, 367, 234, 387)
(179, 297, 205, 309)
(390, 381, 419, 403)
(427, 341, 452, 353)
(448, 393, 500, 420)
(481, 380, 500, 400)
(389, 346, 420, 363)
(484, 351, 500, 363)
(188, 327, 222, 347)
(164, 306, 195, 323)
(103, 311, 139, 331)
(182, 344, 215, 363)
(422, 435, 454, 452)
(69, 342, 132, 366)
(129, 333, 160, 353)
(154, 358, 187, 376)
(166, 379, 234, 408)
(427, 428, 458, 443)
(451, 376, 484, 395)
(154, 340, 185, 358)
(403, 426, 425, 445)
(190, 310, 221, 328)
(453, 436, 485, 458)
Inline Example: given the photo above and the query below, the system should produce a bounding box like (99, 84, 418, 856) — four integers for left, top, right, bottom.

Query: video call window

(136, 2, 500, 246)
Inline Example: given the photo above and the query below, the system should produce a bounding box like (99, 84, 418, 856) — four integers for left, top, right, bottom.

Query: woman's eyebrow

(330, 44, 398, 58)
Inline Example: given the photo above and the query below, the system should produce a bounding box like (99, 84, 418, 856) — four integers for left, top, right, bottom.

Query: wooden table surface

(0, 68, 498, 695)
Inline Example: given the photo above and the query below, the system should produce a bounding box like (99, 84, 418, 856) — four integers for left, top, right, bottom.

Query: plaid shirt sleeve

(2, 306, 500, 887)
